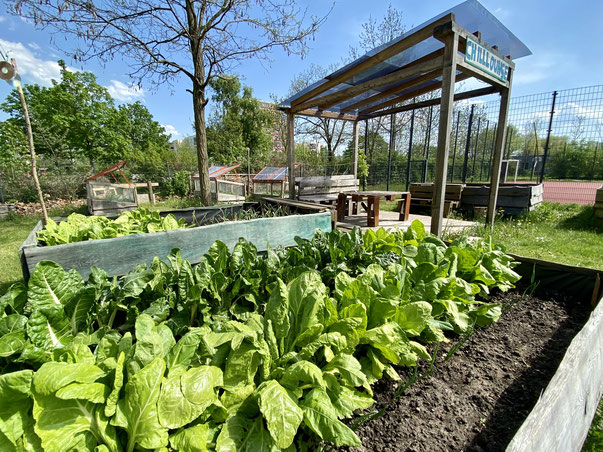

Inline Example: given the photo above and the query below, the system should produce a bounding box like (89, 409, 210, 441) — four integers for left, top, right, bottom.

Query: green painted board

(19, 211, 332, 280)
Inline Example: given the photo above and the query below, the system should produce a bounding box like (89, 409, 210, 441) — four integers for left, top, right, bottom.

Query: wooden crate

(460, 183, 543, 213)
(19, 208, 332, 280)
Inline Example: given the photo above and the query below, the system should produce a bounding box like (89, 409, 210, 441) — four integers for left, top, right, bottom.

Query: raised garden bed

(334, 258, 603, 452)
(19, 200, 331, 280)
(461, 183, 543, 215)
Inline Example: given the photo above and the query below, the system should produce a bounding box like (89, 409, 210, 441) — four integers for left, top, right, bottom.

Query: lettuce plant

(37, 208, 188, 246)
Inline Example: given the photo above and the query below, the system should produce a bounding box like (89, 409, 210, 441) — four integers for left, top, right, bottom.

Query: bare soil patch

(336, 288, 591, 452)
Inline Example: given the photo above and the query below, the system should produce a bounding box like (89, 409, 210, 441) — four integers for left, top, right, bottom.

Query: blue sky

(0, 0, 602, 139)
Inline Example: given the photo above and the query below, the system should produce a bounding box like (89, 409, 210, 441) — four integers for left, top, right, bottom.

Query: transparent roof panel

(281, 0, 531, 114)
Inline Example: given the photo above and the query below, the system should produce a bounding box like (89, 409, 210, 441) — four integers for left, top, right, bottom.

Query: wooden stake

(13, 59, 48, 225)
(352, 121, 359, 178)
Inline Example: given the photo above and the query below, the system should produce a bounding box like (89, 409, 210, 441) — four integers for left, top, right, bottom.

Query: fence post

(166, 162, 171, 178)
(462, 104, 475, 183)
(423, 105, 433, 183)
(472, 117, 481, 181)
(387, 113, 396, 190)
(593, 143, 599, 180)
(479, 120, 489, 182)
(540, 90, 558, 183)
(406, 109, 415, 191)
(450, 110, 461, 182)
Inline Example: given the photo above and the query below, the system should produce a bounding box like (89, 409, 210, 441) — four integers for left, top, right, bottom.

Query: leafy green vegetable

(37, 208, 188, 246)
(0, 221, 521, 451)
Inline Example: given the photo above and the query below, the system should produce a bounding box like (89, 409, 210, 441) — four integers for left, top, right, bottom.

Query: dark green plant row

(0, 221, 520, 451)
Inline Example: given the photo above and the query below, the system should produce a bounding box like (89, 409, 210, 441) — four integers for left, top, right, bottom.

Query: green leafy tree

(12, 0, 330, 205)
(206, 76, 274, 169)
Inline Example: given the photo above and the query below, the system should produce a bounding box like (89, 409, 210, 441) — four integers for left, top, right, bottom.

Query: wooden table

(336, 191, 411, 227)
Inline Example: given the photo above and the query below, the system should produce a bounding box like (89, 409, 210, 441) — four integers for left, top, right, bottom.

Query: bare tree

(11, 0, 329, 204)
(289, 63, 349, 166)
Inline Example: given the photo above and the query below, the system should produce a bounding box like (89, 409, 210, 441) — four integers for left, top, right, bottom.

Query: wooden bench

(295, 175, 359, 204)
(409, 183, 464, 217)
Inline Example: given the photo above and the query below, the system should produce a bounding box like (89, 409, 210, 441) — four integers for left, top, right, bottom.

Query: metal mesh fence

(356, 84, 603, 198)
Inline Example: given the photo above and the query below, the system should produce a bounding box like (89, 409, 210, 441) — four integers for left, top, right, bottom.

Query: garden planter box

(506, 256, 603, 451)
(460, 183, 543, 214)
(19, 203, 331, 280)
(595, 185, 603, 226)
(0, 203, 16, 219)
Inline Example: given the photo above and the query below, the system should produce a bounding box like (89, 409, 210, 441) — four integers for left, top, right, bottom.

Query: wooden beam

(358, 72, 472, 116)
(352, 121, 359, 178)
(293, 108, 359, 121)
(360, 85, 497, 120)
(292, 54, 444, 113)
(486, 70, 513, 226)
(287, 113, 295, 199)
(431, 32, 458, 237)
(288, 13, 455, 109)
(341, 67, 442, 113)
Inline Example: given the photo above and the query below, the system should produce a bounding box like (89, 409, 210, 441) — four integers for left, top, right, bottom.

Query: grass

(0, 203, 88, 293)
(447, 202, 603, 270)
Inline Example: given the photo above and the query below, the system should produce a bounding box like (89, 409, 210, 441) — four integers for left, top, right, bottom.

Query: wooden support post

(486, 69, 513, 227)
(214, 178, 220, 203)
(431, 31, 458, 237)
(352, 121, 359, 178)
(287, 113, 295, 199)
(147, 181, 155, 205)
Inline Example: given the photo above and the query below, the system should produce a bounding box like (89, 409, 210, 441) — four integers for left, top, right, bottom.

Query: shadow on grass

(0, 278, 23, 294)
(557, 205, 603, 233)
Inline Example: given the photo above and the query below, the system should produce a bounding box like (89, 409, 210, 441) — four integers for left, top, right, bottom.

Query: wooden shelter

(279, 0, 531, 236)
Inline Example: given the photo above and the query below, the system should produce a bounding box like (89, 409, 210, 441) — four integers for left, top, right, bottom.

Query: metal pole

(462, 104, 475, 183)
(406, 110, 415, 191)
(450, 110, 461, 182)
(592, 143, 599, 180)
(364, 119, 369, 190)
(479, 120, 489, 182)
(166, 162, 171, 178)
(540, 90, 557, 183)
(504, 127, 514, 159)
(387, 113, 395, 190)
(471, 117, 481, 181)
(423, 105, 433, 182)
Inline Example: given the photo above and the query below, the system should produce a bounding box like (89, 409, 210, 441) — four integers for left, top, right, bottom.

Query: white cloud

(0, 16, 6, 23)
(106, 80, 144, 102)
(27, 42, 41, 51)
(0, 38, 64, 85)
(566, 102, 603, 124)
(161, 124, 180, 137)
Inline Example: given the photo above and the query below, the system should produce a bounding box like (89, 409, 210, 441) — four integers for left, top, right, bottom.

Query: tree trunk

(192, 81, 211, 206)
(17, 81, 48, 224)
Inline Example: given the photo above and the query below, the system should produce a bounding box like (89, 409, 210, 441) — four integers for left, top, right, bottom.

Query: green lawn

(0, 203, 88, 293)
(447, 202, 603, 270)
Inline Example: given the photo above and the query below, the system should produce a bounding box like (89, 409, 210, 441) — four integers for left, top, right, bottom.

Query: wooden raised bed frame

(19, 201, 331, 280)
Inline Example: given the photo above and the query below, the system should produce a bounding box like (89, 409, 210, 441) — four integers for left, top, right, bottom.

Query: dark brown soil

(337, 288, 591, 452)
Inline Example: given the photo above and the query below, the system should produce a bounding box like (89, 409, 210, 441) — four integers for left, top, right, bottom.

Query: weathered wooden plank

(296, 175, 356, 184)
(296, 178, 359, 189)
(507, 294, 603, 452)
(20, 212, 332, 280)
(596, 187, 603, 202)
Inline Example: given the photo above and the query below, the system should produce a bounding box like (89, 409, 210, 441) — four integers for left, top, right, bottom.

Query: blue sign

(464, 36, 510, 83)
